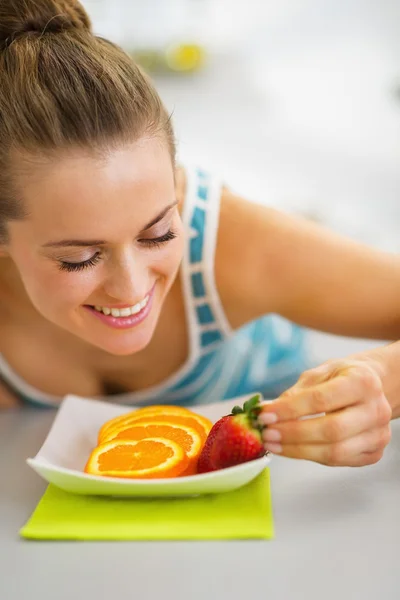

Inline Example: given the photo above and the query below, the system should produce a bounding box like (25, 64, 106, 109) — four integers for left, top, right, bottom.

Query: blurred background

(82, 0, 400, 358)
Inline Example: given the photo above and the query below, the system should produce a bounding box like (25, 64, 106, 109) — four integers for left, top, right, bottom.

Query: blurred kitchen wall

(81, 0, 400, 252)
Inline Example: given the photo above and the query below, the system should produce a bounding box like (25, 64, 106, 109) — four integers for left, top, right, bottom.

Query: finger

(294, 361, 341, 387)
(295, 358, 383, 389)
(354, 449, 385, 467)
(262, 396, 392, 444)
(259, 366, 382, 423)
(264, 426, 391, 467)
(339, 426, 392, 466)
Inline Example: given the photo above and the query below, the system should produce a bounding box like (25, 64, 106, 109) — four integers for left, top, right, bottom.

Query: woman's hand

(258, 358, 392, 467)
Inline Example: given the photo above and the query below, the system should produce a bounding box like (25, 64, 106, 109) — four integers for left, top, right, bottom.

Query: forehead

(16, 138, 175, 241)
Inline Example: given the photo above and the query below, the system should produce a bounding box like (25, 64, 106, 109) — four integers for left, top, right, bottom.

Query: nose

(102, 249, 148, 302)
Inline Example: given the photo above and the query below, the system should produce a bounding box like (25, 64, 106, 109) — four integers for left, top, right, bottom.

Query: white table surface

(1, 404, 399, 600)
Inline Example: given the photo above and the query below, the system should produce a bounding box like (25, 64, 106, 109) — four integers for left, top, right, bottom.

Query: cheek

(16, 256, 98, 312)
(45, 273, 98, 310)
(147, 233, 184, 277)
(168, 222, 185, 267)
(159, 238, 184, 276)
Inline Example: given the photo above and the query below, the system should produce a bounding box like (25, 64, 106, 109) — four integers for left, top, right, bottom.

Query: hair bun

(0, 0, 91, 48)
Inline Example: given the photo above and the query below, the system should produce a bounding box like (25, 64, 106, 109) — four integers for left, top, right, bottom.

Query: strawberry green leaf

(243, 395, 261, 414)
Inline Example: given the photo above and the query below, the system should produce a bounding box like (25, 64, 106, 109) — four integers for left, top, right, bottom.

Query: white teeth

(141, 296, 150, 309)
(93, 295, 149, 318)
(131, 304, 141, 316)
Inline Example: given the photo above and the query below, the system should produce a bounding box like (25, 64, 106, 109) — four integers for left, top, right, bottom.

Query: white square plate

(27, 394, 271, 497)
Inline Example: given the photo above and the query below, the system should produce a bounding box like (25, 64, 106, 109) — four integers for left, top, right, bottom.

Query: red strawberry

(197, 416, 228, 473)
(197, 395, 266, 473)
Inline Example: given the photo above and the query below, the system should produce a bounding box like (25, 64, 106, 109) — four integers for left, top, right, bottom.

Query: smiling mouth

(88, 295, 150, 318)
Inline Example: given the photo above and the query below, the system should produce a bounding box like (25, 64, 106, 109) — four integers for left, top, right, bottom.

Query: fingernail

(264, 442, 282, 454)
(262, 429, 281, 443)
(258, 412, 278, 425)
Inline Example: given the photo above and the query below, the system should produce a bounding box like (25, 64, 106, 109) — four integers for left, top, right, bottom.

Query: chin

(94, 331, 153, 357)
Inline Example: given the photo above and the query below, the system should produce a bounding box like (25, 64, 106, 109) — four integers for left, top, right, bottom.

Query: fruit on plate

(84, 438, 189, 479)
(102, 413, 212, 444)
(104, 420, 204, 475)
(87, 405, 212, 479)
(97, 405, 194, 444)
(197, 395, 266, 473)
(86, 397, 266, 480)
(101, 411, 212, 445)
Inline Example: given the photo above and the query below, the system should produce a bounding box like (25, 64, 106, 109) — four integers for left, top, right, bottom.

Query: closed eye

(139, 229, 177, 248)
(58, 253, 101, 273)
(57, 230, 177, 273)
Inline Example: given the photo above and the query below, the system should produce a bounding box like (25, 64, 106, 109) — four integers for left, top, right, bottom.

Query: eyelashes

(58, 253, 101, 273)
(58, 229, 178, 273)
(139, 229, 177, 249)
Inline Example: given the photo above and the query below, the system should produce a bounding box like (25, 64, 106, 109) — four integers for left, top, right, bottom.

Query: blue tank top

(0, 166, 310, 407)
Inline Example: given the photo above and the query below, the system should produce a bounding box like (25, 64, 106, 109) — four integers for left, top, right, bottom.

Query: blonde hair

(0, 0, 175, 240)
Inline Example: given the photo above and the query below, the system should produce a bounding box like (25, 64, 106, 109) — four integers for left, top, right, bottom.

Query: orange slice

(102, 412, 213, 445)
(98, 405, 194, 444)
(105, 420, 204, 474)
(84, 438, 189, 479)
(132, 405, 193, 415)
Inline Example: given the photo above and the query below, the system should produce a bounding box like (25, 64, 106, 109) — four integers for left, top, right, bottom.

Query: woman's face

(3, 137, 185, 356)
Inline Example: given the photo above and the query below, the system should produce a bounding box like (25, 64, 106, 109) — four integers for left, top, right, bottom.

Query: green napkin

(20, 469, 274, 541)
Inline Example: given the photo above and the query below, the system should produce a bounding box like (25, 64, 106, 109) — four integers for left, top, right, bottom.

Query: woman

(0, 0, 398, 467)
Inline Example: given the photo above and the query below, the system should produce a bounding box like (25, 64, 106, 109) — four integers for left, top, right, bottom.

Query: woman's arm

(214, 189, 400, 466)
(215, 189, 400, 340)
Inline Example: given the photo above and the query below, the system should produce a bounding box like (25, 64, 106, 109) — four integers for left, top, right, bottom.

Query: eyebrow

(42, 201, 178, 248)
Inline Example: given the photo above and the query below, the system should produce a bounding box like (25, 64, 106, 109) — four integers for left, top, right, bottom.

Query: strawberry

(197, 395, 266, 473)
